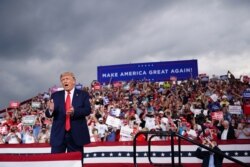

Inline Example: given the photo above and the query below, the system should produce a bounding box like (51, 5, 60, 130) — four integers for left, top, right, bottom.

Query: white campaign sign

(22, 115, 37, 126)
(32, 102, 41, 108)
(105, 115, 121, 128)
(120, 126, 133, 137)
(228, 105, 242, 114)
(111, 108, 121, 117)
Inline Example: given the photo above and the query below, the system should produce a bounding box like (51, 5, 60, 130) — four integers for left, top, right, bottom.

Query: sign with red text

(93, 82, 101, 90)
(9, 101, 20, 108)
(211, 111, 223, 120)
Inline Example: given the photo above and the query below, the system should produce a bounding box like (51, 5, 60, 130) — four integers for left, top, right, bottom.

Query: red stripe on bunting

(0, 152, 81, 161)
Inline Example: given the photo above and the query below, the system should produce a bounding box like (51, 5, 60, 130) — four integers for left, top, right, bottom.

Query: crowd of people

(0, 72, 250, 144)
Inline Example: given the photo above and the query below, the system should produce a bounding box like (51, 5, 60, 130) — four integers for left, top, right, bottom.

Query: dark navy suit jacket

(195, 146, 224, 167)
(217, 125, 236, 140)
(45, 89, 91, 146)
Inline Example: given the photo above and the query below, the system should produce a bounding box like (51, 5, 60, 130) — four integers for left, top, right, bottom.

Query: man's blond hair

(60, 72, 76, 80)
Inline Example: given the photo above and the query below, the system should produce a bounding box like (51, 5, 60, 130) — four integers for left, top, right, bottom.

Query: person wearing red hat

(181, 122, 197, 140)
(199, 128, 218, 141)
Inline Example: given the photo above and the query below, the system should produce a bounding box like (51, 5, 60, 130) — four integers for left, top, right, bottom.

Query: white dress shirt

(221, 128, 228, 140)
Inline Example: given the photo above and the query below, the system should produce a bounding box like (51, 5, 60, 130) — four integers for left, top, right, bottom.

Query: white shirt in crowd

(24, 133, 36, 144)
(144, 116, 156, 131)
(95, 123, 108, 138)
(160, 117, 169, 131)
(221, 129, 228, 140)
(6, 132, 21, 144)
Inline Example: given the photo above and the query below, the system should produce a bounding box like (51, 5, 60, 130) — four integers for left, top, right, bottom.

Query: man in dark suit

(195, 138, 224, 167)
(217, 120, 236, 140)
(45, 72, 91, 161)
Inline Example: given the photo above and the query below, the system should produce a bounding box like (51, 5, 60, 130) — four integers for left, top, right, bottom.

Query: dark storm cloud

(0, 0, 171, 61)
(1, 0, 250, 109)
(0, 0, 172, 109)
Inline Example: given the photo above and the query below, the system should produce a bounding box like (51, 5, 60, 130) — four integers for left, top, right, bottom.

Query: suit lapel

(72, 89, 79, 107)
(60, 91, 66, 113)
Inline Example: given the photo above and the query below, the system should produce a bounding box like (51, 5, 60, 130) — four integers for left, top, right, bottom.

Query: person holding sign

(46, 72, 91, 162)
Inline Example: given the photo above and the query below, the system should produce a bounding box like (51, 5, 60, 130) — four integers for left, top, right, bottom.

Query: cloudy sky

(0, 0, 250, 109)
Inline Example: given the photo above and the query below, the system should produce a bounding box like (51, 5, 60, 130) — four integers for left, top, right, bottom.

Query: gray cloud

(1, 0, 250, 109)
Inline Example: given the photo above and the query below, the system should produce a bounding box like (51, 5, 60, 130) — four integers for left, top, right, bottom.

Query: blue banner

(75, 83, 83, 90)
(97, 59, 198, 83)
(220, 75, 228, 80)
(243, 88, 250, 98)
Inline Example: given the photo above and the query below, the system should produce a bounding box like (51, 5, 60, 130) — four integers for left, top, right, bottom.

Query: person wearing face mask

(195, 138, 224, 167)
(46, 72, 91, 162)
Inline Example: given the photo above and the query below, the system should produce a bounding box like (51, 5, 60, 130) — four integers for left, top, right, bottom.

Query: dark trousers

(51, 131, 84, 164)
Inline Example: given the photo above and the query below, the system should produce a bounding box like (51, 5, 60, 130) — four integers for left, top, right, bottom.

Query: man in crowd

(5, 126, 21, 144)
(217, 120, 236, 140)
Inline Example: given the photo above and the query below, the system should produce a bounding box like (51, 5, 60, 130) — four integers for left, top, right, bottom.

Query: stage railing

(133, 131, 248, 167)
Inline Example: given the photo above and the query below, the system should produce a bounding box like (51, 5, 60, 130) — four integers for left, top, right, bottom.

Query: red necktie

(65, 91, 71, 131)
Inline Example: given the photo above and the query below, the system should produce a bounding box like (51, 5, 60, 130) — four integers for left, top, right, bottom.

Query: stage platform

(0, 140, 249, 167)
